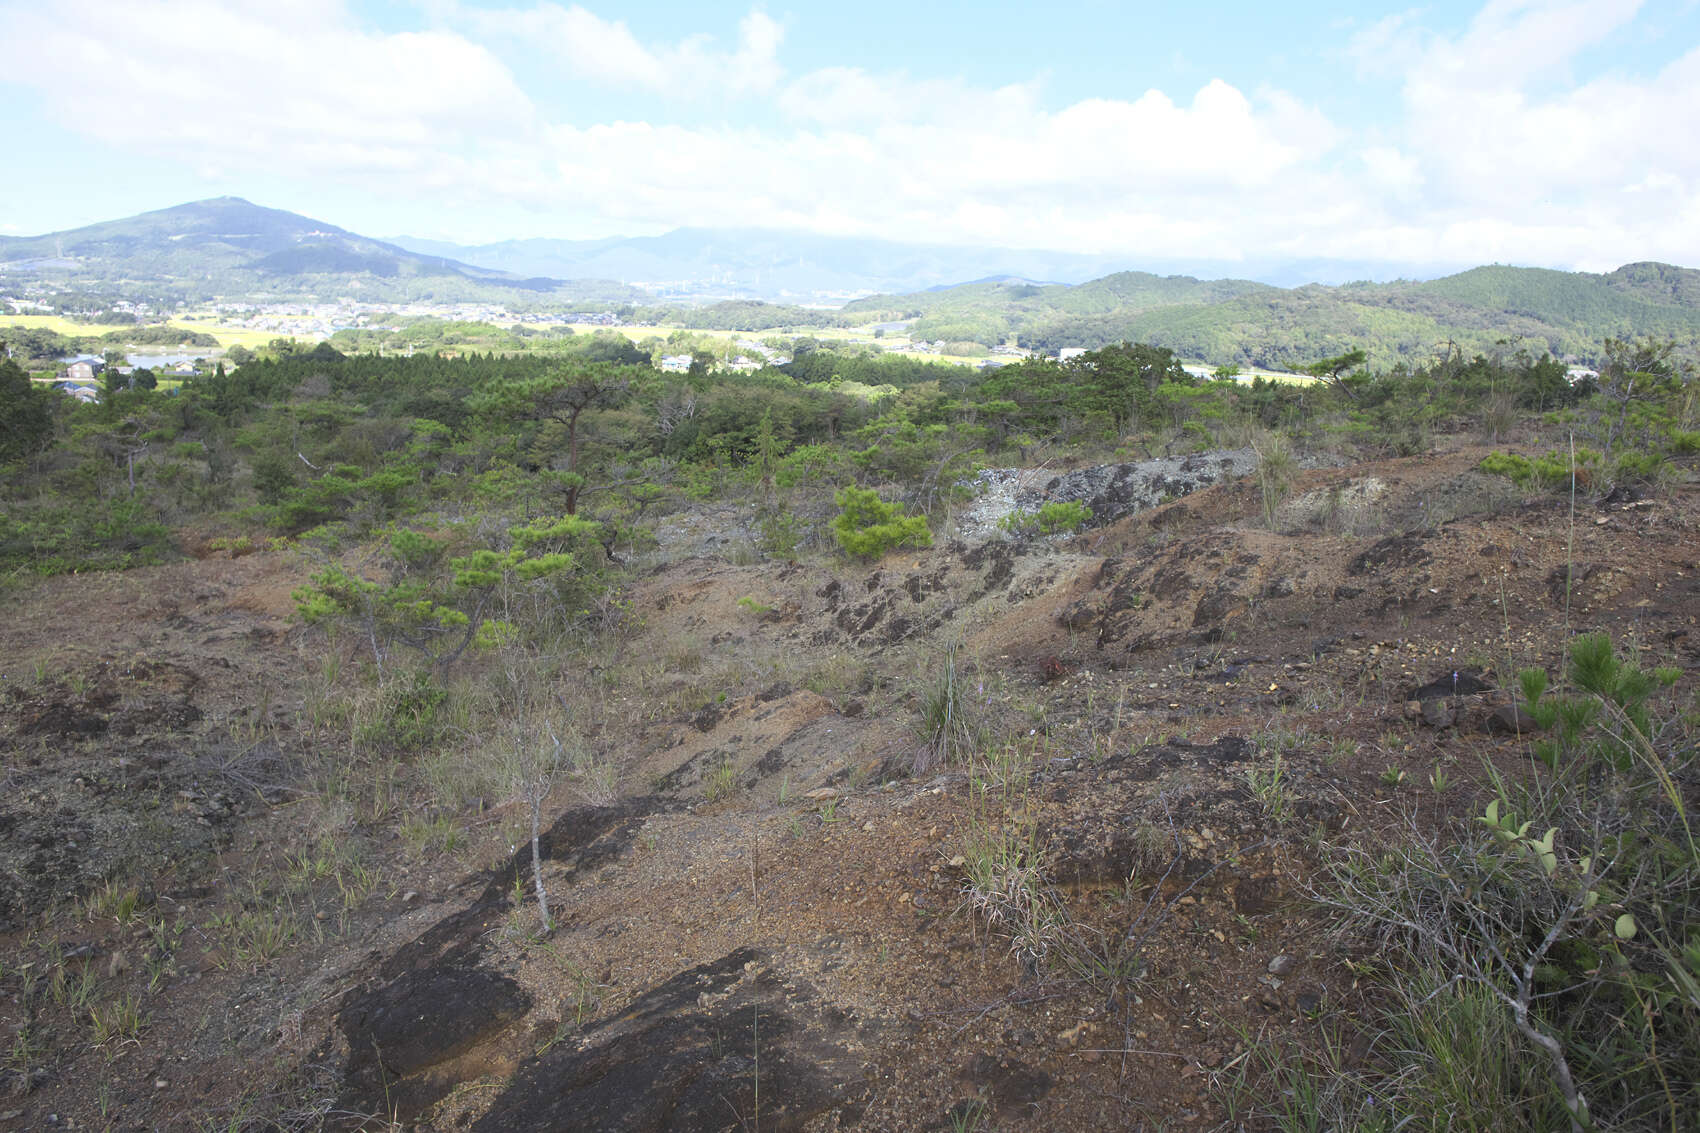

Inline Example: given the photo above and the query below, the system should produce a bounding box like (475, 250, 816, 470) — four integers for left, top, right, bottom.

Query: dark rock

(1192, 585, 1249, 628)
(689, 703, 725, 733)
(1486, 703, 1540, 735)
(1058, 600, 1100, 631)
(1408, 670, 1491, 701)
(1232, 876, 1278, 915)
(1346, 533, 1432, 577)
(473, 948, 877, 1132)
(1420, 699, 1454, 729)
(1546, 562, 1602, 605)
(960, 1052, 1053, 1108)
(341, 967, 531, 1081)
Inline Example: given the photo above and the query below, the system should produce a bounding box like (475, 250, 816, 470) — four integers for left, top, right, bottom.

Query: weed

(80, 879, 142, 925)
(706, 759, 739, 803)
(285, 849, 336, 889)
(1253, 428, 1296, 529)
(1244, 751, 1293, 824)
(336, 862, 381, 910)
(956, 822, 1070, 976)
(89, 992, 145, 1048)
(946, 1097, 990, 1132)
(213, 907, 298, 969)
(916, 642, 982, 773)
(400, 811, 465, 858)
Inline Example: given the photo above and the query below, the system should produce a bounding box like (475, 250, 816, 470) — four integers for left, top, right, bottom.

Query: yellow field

(3, 314, 138, 337)
(1, 313, 303, 351)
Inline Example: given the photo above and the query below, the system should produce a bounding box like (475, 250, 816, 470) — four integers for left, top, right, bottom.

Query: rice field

(1, 313, 301, 350)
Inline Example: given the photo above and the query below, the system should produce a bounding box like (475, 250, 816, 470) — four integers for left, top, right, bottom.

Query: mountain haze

(3, 198, 1698, 371)
(0, 198, 646, 307)
(386, 229, 1464, 300)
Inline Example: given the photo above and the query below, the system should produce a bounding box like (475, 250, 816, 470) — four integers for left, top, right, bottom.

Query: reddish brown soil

(2, 444, 1696, 1129)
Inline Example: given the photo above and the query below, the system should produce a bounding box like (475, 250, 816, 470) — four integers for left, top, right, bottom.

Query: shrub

(1479, 448, 1600, 493)
(831, 486, 931, 559)
(1000, 500, 1092, 538)
(1253, 429, 1296, 528)
(1286, 632, 1699, 1131)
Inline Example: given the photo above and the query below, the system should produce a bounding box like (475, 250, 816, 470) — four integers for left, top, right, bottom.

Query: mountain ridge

(0, 197, 647, 307)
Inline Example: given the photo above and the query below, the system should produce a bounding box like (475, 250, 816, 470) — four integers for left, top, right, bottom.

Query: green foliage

(0, 357, 54, 463)
(1292, 631, 1700, 1131)
(831, 486, 932, 559)
(999, 500, 1092, 537)
(293, 515, 601, 667)
(1479, 448, 1601, 493)
(354, 668, 449, 752)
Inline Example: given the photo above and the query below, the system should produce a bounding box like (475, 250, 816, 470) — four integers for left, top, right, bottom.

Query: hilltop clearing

(3, 440, 1695, 1129)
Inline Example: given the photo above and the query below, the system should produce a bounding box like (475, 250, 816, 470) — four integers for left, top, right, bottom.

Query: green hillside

(849, 262, 1700, 369)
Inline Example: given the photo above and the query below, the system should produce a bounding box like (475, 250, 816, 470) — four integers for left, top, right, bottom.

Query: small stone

(402, 890, 419, 903)
(1267, 954, 1297, 976)
(1420, 699, 1454, 728)
(154, 1080, 169, 1089)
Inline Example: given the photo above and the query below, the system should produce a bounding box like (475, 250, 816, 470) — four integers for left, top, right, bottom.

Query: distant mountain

(6, 199, 1694, 368)
(386, 228, 1456, 301)
(0, 198, 648, 307)
(844, 262, 1700, 370)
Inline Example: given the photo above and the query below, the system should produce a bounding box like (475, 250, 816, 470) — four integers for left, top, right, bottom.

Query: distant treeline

(844, 263, 1700, 369)
(630, 300, 854, 332)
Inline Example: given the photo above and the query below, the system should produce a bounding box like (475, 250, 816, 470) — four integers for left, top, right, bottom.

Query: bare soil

(2, 444, 1696, 1130)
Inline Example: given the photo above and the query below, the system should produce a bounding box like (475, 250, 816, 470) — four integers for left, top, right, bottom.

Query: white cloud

(0, 0, 1695, 270)
(1382, 0, 1700, 263)
(0, 0, 536, 181)
(470, 4, 784, 96)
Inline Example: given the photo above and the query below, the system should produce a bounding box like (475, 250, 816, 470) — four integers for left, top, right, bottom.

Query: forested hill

(0, 198, 647, 308)
(848, 261, 1700, 369)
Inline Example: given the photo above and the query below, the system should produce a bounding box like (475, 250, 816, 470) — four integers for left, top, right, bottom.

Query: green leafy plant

(1288, 632, 1699, 1132)
(831, 486, 931, 559)
(999, 499, 1093, 537)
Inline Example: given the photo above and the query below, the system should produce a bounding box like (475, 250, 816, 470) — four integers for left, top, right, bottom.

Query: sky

(1, 0, 1698, 272)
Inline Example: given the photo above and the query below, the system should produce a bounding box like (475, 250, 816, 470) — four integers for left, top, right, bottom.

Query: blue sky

(2, 0, 1698, 272)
